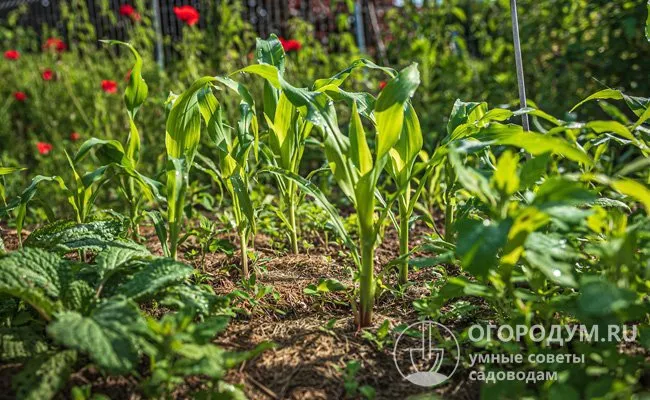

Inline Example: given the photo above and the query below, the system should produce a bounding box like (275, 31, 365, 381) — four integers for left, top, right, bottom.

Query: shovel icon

(404, 324, 449, 386)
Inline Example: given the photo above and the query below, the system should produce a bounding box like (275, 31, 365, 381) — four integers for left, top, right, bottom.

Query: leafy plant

(0, 223, 264, 398)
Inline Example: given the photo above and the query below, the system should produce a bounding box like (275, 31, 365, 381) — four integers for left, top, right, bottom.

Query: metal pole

(152, 0, 165, 69)
(510, 0, 529, 131)
(354, 0, 366, 53)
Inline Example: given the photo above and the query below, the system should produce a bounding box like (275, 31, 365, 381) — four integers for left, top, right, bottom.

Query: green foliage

(12, 350, 78, 400)
(0, 229, 261, 399)
(47, 299, 144, 373)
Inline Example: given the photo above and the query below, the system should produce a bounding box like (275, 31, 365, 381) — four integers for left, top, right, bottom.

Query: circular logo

(393, 321, 460, 387)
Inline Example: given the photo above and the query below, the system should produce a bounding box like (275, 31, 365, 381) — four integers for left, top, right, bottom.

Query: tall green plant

(254, 35, 313, 254)
(239, 59, 421, 326)
(195, 77, 258, 278)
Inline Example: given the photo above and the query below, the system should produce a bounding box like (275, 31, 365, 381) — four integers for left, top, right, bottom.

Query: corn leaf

(374, 63, 420, 162)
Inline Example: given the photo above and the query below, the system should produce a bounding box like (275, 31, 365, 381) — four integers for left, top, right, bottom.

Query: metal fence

(0, 0, 388, 62)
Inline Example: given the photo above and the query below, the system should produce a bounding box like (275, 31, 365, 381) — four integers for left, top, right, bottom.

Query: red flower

(70, 132, 81, 141)
(131, 12, 141, 22)
(43, 38, 66, 52)
(14, 92, 27, 101)
(101, 80, 118, 94)
(42, 69, 54, 81)
(279, 37, 301, 53)
(4, 50, 19, 60)
(378, 81, 387, 90)
(37, 142, 53, 155)
(119, 4, 135, 16)
(173, 5, 200, 26)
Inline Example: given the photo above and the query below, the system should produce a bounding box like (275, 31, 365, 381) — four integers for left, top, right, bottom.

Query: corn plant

(164, 74, 258, 273)
(73, 41, 161, 238)
(252, 35, 315, 254)
(194, 77, 258, 278)
(238, 57, 421, 326)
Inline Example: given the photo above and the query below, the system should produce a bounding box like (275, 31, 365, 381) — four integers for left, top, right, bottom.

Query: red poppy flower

(379, 81, 387, 90)
(14, 92, 27, 101)
(70, 132, 80, 141)
(279, 37, 301, 53)
(101, 80, 118, 94)
(173, 5, 200, 26)
(119, 4, 135, 16)
(37, 142, 53, 155)
(43, 38, 66, 52)
(42, 69, 54, 81)
(4, 50, 19, 60)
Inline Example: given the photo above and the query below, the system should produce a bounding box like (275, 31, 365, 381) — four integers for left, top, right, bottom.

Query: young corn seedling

(165, 75, 258, 275)
(239, 59, 420, 326)
(254, 35, 314, 254)
(195, 77, 258, 279)
(74, 41, 161, 238)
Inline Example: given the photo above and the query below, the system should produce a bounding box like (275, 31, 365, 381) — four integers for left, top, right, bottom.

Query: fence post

(354, 0, 366, 53)
(152, 0, 165, 69)
(510, 0, 529, 131)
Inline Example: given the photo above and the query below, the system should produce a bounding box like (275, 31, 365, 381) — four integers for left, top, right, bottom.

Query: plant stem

(288, 192, 299, 254)
(240, 229, 249, 280)
(358, 237, 375, 327)
(398, 187, 410, 285)
(170, 224, 178, 260)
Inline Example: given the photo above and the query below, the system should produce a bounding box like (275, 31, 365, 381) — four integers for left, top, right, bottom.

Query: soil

(0, 220, 479, 400)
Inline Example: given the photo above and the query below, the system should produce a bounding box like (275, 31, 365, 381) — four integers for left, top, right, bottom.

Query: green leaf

(47, 300, 144, 373)
(94, 241, 151, 278)
(0, 248, 70, 318)
(448, 148, 497, 207)
(166, 156, 188, 260)
(102, 41, 148, 163)
(313, 59, 395, 90)
(316, 278, 347, 293)
(374, 64, 420, 162)
(586, 121, 639, 143)
(477, 124, 593, 165)
(349, 102, 373, 175)
(492, 150, 520, 196)
(524, 250, 577, 287)
(446, 99, 487, 136)
(533, 178, 596, 209)
(255, 34, 285, 73)
(0, 166, 26, 176)
(387, 103, 423, 183)
(12, 350, 77, 400)
(229, 173, 256, 233)
(518, 153, 550, 190)
(611, 178, 650, 213)
(455, 218, 512, 279)
(147, 210, 170, 258)
(0, 326, 50, 361)
(577, 277, 636, 318)
(570, 89, 625, 113)
(74, 137, 130, 167)
(166, 76, 216, 163)
(116, 258, 193, 300)
(24, 219, 127, 253)
(102, 41, 148, 118)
